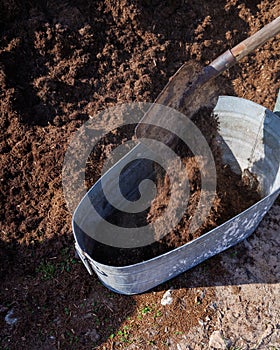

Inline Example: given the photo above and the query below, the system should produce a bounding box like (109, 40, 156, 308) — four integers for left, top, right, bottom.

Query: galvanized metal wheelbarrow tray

(73, 96, 280, 295)
(72, 18, 280, 294)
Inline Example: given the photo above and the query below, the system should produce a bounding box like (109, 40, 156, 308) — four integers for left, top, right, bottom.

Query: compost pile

(1, 0, 279, 349)
(89, 107, 261, 266)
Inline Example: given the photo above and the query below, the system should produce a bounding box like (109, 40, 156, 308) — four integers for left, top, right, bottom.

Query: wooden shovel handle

(231, 16, 280, 61)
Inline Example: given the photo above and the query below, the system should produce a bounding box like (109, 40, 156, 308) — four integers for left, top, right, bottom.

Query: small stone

(5, 309, 18, 326)
(177, 342, 190, 350)
(209, 330, 227, 349)
(161, 289, 173, 306)
(198, 319, 205, 326)
(85, 329, 100, 342)
(209, 302, 217, 310)
(200, 290, 206, 300)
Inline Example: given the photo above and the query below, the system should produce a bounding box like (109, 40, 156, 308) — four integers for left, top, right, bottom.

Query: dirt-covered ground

(0, 1, 279, 349)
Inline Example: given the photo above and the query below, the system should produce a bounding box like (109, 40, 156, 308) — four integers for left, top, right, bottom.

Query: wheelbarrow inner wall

(216, 97, 280, 195)
(73, 96, 280, 295)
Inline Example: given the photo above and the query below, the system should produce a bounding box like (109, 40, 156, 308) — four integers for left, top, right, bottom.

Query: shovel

(135, 16, 280, 147)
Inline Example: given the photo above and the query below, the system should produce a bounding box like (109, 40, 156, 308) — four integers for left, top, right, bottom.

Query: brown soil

(1, 0, 279, 349)
(148, 109, 261, 249)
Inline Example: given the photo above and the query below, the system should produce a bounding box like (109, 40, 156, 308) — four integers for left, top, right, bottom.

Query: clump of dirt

(89, 107, 261, 266)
